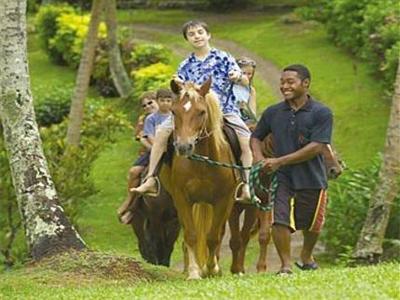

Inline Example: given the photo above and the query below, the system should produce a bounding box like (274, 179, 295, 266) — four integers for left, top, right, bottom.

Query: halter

(173, 91, 214, 147)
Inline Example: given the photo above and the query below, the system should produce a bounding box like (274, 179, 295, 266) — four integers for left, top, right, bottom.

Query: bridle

(172, 92, 214, 148)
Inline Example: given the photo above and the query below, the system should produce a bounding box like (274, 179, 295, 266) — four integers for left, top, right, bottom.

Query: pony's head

(170, 78, 225, 156)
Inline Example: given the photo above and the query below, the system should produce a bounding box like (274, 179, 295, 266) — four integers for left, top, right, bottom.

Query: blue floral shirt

(177, 48, 241, 115)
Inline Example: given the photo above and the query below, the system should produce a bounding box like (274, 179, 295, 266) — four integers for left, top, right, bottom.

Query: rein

(187, 154, 277, 211)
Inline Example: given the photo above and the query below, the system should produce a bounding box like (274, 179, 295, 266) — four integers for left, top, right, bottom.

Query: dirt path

(128, 24, 320, 273)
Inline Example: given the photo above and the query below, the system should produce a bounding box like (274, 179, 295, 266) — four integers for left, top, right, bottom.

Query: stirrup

(234, 182, 252, 204)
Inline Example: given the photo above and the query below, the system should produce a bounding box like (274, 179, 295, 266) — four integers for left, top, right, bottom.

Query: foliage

(41, 101, 130, 222)
(131, 62, 174, 99)
(0, 136, 26, 269)
(297, 0, 400, 90)
(49, 11, 107, 68)
(322, 156, 400, 257)
(205, 0, 247, 10)
(35, 4, 76, 64)
(130, 43, 171, 68)
(27, 0, 41, 13)
(33, 84, 73, 127)
(35, 4, 175, 98)
(0, 101, 130, 268)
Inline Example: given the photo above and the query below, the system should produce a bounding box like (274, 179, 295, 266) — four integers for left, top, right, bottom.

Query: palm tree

(104, 0, 133, 99)
(0, 0, 85, 260)
(353, 59, 400, 263)
(66, 0, 105, 147)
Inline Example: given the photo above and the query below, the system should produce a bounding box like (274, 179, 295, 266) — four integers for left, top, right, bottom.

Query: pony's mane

(180, 83, 227, 151)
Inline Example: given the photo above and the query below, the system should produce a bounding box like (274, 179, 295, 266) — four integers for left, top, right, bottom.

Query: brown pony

(129, 190, 180, 267)
(229, 133, 344, 274)
(118, 176, 180, 267)
(159, 78, 237, 279)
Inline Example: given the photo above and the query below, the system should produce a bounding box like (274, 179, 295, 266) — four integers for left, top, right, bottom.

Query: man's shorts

(272, 182, 328, 233)
(133, 151, 150, 167)
(223, 113, 251, 137)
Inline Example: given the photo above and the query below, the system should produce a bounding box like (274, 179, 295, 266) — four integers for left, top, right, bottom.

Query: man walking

(250, 64, 333, 275)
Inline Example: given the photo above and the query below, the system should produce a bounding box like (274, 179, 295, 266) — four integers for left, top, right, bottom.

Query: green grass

(1, 262, 399, 299)
(27, 33, 76, 100)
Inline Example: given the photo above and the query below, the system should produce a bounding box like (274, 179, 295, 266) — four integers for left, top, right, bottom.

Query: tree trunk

(66, 0, 105, 147)
(0, 0, 85, 260)
(104, 0, 133, 99)
(352, 59, 400, 263)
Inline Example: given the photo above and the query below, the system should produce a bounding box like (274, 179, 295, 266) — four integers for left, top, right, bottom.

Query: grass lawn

(0, 261, 399, 299)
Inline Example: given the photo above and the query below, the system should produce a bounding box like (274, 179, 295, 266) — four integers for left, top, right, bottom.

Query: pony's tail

(192, 203, 213, 272)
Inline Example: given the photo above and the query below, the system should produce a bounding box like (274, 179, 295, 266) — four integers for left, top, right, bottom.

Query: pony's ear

(170, 79, 182, 95)
(199, 77, 212, 97)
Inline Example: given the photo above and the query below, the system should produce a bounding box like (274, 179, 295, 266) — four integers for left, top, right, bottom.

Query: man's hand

(263, 157, 282, 173)
(228, 70, 242, 82)
(172, 74, 184, 85)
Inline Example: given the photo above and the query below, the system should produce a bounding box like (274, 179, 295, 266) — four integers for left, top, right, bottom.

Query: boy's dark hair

(283, 64, 311, 82)
(156, 88, 174, 99)
(139, 91, 156, 103)
(182, 20, 210, 40)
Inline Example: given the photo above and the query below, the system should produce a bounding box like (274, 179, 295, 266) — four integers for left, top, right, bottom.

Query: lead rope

(187, 154, 276, 211)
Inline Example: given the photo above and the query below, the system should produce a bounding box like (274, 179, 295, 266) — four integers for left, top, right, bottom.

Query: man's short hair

(182, 20, 210, 40)
(283, 64, 311, 82)
(139, 91, 156, 103)
(156, 88, 174, 99)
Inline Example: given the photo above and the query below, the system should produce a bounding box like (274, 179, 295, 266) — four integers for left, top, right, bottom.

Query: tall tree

(66, 0, 105, 147)
(353, 59, 400, 263)
(0, 0, 85, 260)
(104, 0, 133, 99)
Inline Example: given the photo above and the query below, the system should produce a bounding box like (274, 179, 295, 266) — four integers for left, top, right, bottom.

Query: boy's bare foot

(130, 177, 159, 197)
(119, 211, 133, 224)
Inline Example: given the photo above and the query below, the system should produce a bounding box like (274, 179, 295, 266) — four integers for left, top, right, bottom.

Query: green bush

(131, 62, 174, 99)
(322, 156, 400, 257)
(33, 85, 72, 127)
(35, 4, 75, 64)
(130, 43, 171, 68)
(48, 12, 107, 67)
(297, 0, 400, 91)
(0, 136, 26, 269)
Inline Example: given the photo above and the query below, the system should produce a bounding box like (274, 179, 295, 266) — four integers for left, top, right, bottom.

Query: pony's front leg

(207, 201, 233, 276)
(177, 201, 202, 280)
(237, 207, 258, 274)
(256, 211, 272, 273)
(228, 205, 243, 274)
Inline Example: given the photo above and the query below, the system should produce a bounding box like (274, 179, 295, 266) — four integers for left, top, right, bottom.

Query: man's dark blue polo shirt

(252, 96, 333, 190)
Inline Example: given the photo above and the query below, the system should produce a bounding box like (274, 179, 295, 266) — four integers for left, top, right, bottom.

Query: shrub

(296, 0, 400, 91)
(49, 12, 107, 67)
(0, 136, 25, 269)
(130, 43, 171, 68)
(131, 62, 174, 99)
(40, 101, 129, 222)
(322, 155, 400, 257)
(35, 4, 75, 64)
(33, 85, 73, 127)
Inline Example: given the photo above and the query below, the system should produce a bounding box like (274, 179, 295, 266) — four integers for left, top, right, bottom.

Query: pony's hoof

(207, 264, 221, 277)
(187, 272, 202, 280)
